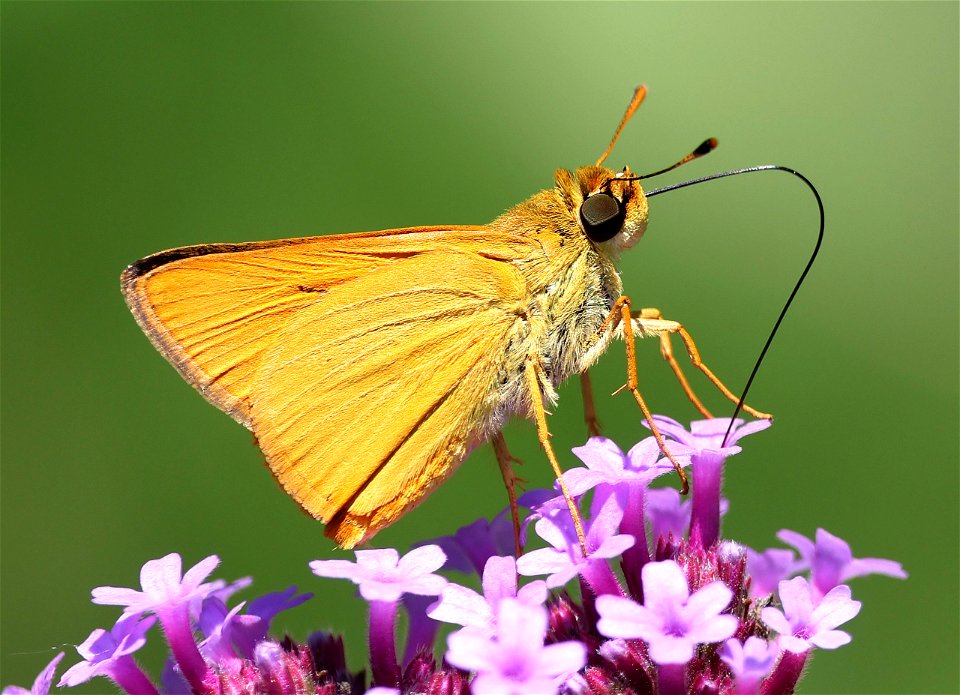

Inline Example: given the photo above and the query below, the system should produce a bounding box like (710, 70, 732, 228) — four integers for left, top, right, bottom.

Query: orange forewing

(121, 226, 539, 422)
(122, 227, 543, 547)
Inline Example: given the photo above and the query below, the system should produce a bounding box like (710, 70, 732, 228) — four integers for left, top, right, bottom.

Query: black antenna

(603, 138, 719, 192)
(638, 138, 719, 180)
(645, 165, 825, 446)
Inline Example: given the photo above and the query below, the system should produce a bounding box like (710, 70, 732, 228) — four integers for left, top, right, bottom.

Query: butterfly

(122, 86, 768, 549)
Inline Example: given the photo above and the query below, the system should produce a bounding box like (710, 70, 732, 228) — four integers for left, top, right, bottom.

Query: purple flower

(232, 586, 313, 658)
(425, 510, 517, 575)
(90, 553, 218, 692)
(565, 436, 690, 496)
(92, 552, 219, 617)
(762, 576, 862, 653)
(746, 547, 798, 598)
(311, 546, 447, 688)
(517, 492, 633, 595)
(197, 597, 251, 663)
(309, 546, 447, 602)
(778, 527, 907, 596)
(647, 417, 769, 549)
(59, 615, 158, 695)
(646, 488, 729, 544)
(196, 575, 253, 618)
(595, 560, 737, 664)
(445, 598, 586, 695)
(645, 487, 692, 543)
(2, 652, 63, 695)
(563, 436, 695, 589)
(720, 637, 778, 693)
(428, 556, 547, 637)
(648, 415, 771, 454)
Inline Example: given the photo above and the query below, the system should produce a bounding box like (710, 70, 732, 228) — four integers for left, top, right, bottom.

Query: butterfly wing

(121, 226, 535, 427)
(251, 249, 529, 547)
(122, 227, 541, 547)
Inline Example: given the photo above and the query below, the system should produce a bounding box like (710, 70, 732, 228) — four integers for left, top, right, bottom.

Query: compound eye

(580, 192, 625, 242)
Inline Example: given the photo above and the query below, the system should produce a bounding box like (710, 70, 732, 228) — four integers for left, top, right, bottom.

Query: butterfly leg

(492, 432, 524, 557)
(524, 356, 588, 554)
(579, 371, 603, 437)
(601, 296, 690, 494)
(633, 308, 772, 420)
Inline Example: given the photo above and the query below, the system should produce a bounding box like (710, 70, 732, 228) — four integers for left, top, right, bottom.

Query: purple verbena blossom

(310, 546, 447, 688)
(595, 560, 738, 664)
(428, 555, 547, 637)
(231, 586, 313, 659)
(309, 546, 446, 603)
(648, 416, 770, 549)
(565, 436, 691, 498)
(197, 598, 251, 664)
(566, 436, 693, 587)
(91, 553, 218, 692)
(646, 487, 730, 546)
(645, 487, 692, 543)
(746, 547, 798, 598)
(648, 415, 772, 453)
(59, 614, 158, 695)
(2, 653, 63, 695)
(197, 575, 253, 618)
(425, 510, 517, 575)
(517, 490, 633, 596)
(92, 552, 220, 617)
(778, 527, 908, 596)
(762, 576, 862, 653)
(720, 636, 778, 695)
(445, 598, 586, 695)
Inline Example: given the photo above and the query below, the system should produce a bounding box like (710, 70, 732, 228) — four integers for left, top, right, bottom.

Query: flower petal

(427, 584, 492, 631)
(181, 555, 220, 592)
(516, 580, 548, 606)
(481, 556, 518, 603)
(516, 548, 573, 578)
(641, 560, 690, 606)
(810, 629, 852, 650)
(685, 613, 738, 645)
(596, 595, 659, 640)
(683, 581, 732, 620)
(397, 545, 447, 576)
(777, 576, 814, 623)
(444, 629, 495, 672)
(534, 641, 588, 677)
(140, 553, 182, 598)
(355, 548, 400, 572)
(647, 634, 695, 665)
(778, 635, 812, 654)
(308, 559, 361, 580)
(841, 557, 908, 583)
(760, 607, 791, 635)
(572, 437, 626, 474)
(90, 587, 144, 608)
(810, 585, 861, 631)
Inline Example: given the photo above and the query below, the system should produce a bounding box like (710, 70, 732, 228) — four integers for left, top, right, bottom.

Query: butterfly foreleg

(491, 432, 524, 557)
(602, 296, 690, 494)
(632, 307, 772, 420)
(524, 356, 587, 554)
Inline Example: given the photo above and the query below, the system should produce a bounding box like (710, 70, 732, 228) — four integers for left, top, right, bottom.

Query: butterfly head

(555, 165, 649, 255)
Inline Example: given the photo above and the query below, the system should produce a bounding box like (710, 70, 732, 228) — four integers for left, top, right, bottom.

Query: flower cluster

(4, 417, 906, 695)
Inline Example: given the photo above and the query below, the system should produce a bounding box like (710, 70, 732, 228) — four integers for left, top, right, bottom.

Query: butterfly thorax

(485, 165, 647, 422)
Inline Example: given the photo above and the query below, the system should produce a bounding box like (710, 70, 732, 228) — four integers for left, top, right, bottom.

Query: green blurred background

(3, 3, 957, 693)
